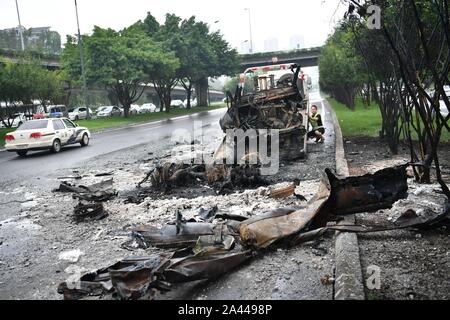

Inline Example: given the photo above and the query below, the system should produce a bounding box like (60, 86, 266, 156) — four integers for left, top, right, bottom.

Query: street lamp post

(240, 39, 249, 54)
(74, 0, 90, 119)
(244, 8, 253, 54)
(15, 0, 25, 51)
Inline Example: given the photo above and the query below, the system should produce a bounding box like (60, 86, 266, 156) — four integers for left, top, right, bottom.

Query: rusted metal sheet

(269, 180, 300, 199)
(57, 250, 251, 300)
(239, 165, 409, 249)
(131, 223, 218, 249)
(239, 182, 330, 248)
(326, 165, 409, 216)
(54, 178, 117, 202)
(162, 251, 251, 283)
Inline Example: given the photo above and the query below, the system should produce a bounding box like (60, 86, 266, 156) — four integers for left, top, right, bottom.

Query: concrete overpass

(2, 46, 322, 74)
(239, 46, 321, 70)
(0, 50, 60, 70)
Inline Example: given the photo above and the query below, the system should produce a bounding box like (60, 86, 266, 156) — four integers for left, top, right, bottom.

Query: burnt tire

(80, 133, 89, 147)
(52, 139, 61, 153)
(16, 150, 28, 157)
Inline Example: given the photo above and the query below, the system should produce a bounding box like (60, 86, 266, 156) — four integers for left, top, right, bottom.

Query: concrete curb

(325, 99, 365, 300)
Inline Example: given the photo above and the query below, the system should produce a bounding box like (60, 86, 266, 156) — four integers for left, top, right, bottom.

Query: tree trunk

(180, 79, 193, 109)
(164, 93, 171, 113)
(195, 78, 209, 107)
(186, 87, 192, 109)
(123, 102, 130, 118)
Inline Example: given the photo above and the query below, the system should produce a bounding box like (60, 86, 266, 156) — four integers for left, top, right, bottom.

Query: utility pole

(74, 0, 90, 119)
(244, 8, 253, 54)
(15, 0, 25, 51)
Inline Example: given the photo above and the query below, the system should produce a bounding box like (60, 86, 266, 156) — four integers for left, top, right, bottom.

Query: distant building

(0, 25, 61, 54)
(289, 34, 305, 50)
(264, 38, 279, 52)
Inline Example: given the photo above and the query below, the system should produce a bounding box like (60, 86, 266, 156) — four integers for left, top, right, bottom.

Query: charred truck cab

(218, 63, 310, 162)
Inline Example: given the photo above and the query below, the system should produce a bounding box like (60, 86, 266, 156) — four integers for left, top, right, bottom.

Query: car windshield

(18, 120, 48, 130)
(68, 108, 75, 112)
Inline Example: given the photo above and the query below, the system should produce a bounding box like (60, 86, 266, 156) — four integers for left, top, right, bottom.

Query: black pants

(307, 127, 325, 139)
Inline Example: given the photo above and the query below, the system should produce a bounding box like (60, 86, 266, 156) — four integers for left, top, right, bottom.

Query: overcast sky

(0, 0, 347, 52)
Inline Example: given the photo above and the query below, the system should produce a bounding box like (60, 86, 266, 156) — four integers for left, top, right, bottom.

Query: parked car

(183, 98, 197, 107)
(129, 104, 140, 115)
(0, 113, 27, 128)
(96, 106, 122, 117)
(4, 118, 91, 157)
(68, 107, 94, 120)
(430, 86, 450, 118)
(170, 100, 185, 108)
(139, 103, 157, 113)
(439, 94, 449, 117)
(33, 105, 68, 119)
(49, 105, 69, 118)
(95, 106, 107, 114)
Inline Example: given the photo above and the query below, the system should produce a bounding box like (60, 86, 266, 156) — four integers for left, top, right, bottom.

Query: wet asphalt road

(0, 108, 226, 184)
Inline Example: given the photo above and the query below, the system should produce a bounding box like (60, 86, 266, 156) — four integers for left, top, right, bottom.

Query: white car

(439, 87, 450, 117)
(139, 103, 157, 113)
(97, 106, 122, 117)
(183, 98, 197, 107)
(170, 100, 185, 108)
(68, 107, 94, 120)
(4, 118, 91, 157)
(130, 104, 140, 115)
(0, 113, 27, 128)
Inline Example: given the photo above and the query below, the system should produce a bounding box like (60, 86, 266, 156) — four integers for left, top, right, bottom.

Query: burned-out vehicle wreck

(219, 63, 309, 161)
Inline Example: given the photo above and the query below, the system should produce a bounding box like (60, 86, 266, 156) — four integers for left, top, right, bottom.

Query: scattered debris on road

(269, 179, 300, 199)
(57, 164, 449, 300)
(73, 202, 108, 222)
(58, 249, 84, 263)
(53, 178, 117, 202)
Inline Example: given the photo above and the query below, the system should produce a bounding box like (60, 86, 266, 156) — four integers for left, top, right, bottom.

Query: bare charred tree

(345, 0, 450, 200)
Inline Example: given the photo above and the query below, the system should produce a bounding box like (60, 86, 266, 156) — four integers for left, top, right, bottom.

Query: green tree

(62, 26, 178, 117)
(319, 23, 366, 109)
(135, 12, 238, 109)
(0, 57, 64, 126)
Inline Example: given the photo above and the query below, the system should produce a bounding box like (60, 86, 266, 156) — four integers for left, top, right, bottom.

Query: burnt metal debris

(57, 164, 450, 300)
(136, 161, 267, 196)
(53, 178, 116, 221)
(73, 202, 108, 222)
(54, 178, 117, 202)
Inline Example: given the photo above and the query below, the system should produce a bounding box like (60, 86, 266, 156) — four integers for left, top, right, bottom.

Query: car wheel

(16, 150, 28, 157)
(52, 139, 61, 153)
(80, 133, 89, 147)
